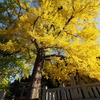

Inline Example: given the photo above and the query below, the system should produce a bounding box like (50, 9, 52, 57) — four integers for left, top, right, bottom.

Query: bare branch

(64, 31, 78, 37)
(58, 15, 74, 35)
(32, 16, 40, 30)
(72, 0, 75, 11)
(65, 16, 74, 26)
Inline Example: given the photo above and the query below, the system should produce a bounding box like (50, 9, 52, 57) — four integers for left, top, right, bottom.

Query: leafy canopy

(0, 0, 100, 84)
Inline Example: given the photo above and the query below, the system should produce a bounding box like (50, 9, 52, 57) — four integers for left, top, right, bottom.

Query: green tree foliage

(0, 0, 33, 92)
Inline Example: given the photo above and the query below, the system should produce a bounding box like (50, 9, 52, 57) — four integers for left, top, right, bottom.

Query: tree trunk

(26, 50, 44, 100)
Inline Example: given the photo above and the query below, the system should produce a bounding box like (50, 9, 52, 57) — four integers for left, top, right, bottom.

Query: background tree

(0, 0, 33, 92)
(0, 0, 100, 100)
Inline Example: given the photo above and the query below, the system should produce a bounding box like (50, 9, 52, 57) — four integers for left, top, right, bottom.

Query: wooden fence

(41, 82, 100, 100)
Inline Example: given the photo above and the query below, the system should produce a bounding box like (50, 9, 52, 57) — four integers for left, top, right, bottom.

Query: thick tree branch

(31, 39, 39, 50)
(65, 15, 74, 26)
(45, 54, 65, 58)
(0, 50, 20, 57)
(32, 16, 40, 30)
(32, 12, 44, 31)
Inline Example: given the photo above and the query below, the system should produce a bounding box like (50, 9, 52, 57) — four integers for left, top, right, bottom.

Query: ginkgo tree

(0, 0, 100, 99)
(0, 0, 33, 91)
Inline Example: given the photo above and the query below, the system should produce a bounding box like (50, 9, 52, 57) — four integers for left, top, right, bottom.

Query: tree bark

(26, 49, 44, 100)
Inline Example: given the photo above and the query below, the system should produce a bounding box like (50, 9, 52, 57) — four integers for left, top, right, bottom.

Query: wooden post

(19, 84, 26, 100)
(70, 76, 76, 86)
(0, 91, 6, 100)
(59, 83, 67, 100)
(80, 80, 90, 99)
(70, 76, 81, 99)
(41, 86, 48, 100)
(45, 86, 48, 100)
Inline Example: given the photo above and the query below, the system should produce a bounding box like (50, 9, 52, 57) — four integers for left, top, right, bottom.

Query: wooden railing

(41, 81, 100, 100)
